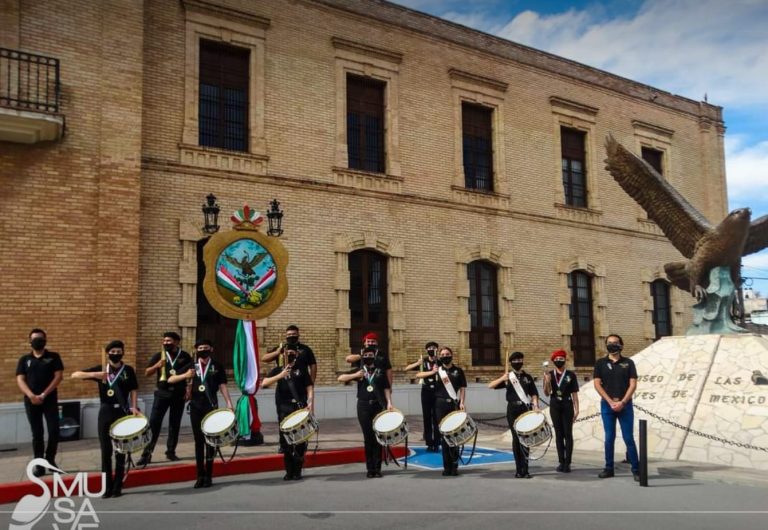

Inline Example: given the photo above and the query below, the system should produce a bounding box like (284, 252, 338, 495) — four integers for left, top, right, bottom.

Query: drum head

(110, 416, 148, 438)
(440, 411, 466, 433)
(202, 409, 236, 435)
(281, 409, 310, 430)
(373, 411, 404, 433)
(515, 411, 545, 433)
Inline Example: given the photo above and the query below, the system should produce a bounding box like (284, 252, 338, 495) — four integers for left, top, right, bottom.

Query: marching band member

(262, 344, 314, 480)
(489, 351, 539, 478)
(417, 346, 466, 476)
(405, 341, 441, 452)
(262, 324, 317, 383)
(338, 346, 393, 478)
(71, 340, 139, 498)
(345, 332, 393, 386)
(543, 349, 579, 473)
(137, 332, 192, 466)
(168, 339, 232, 488)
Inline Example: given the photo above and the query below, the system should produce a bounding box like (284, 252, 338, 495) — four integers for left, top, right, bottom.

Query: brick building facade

(1, 0, 727, 402)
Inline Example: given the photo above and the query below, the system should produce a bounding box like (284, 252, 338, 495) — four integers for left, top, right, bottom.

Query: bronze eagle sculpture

(604, 135, 768, 301)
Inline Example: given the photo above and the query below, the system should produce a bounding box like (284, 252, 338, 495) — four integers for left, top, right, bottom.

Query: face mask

(163, 343, 175, 353)
(108, 354, 123, 364)
(426, 350, 436, 357)
(30, 338, 46, 351)
(606, 343, 622, 354)
(440, 356, 452, 365)
(287, 353, 297, 364)
(553, 360, 566, 368)
(197, 349, 211, 359)
(286, 336, 299, 345)
(511, 361, 524, 370)
(363, 356, 375, 366)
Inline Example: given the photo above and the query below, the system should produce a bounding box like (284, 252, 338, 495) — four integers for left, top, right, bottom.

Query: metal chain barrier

(634, 404, 768, 454)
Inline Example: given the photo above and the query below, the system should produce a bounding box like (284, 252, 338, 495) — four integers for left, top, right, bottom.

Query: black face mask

(363, 356, 375, 366)
(163, 344, 175, 353)
(553, 360, 566, 369)
(287, 353, 297, 364)
(286, 336, 299, 346)
(606, 343, 622, 354)
(197, 349, 211, 359)
(426, 350, 436, 357)
(511, 361, 524, 370)
(108, 354, 123, 364)
(30, 338, 47, 351)
(440, 356, 452, 365)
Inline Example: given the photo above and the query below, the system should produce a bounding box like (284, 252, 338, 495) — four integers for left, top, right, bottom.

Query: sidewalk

(2, 415, 766, 488)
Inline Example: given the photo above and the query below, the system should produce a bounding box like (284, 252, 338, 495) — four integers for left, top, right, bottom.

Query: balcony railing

(0, 47, 60, 113)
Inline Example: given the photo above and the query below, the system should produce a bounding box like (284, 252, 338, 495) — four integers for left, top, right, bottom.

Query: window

(651, 280, 672, 339)
(462, 102, 494, 191)
(468, 260, 500, 365)
(198, 39, 249, 152)
(349, 250, 388, 352)
(641, 146, 664, 175)
(347, 74, 386, 173)
(568, 270, 595, 365)
(561, 127, 587, 208)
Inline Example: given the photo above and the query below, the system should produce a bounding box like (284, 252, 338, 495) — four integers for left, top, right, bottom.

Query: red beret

(550, 349, 568, 361)
(363, 332, 379, 341)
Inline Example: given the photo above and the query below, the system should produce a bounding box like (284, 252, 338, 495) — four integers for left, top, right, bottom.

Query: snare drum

(372, 410, 408, 446)
(513, 411, 552, 448)
(201, 408, 238, 448)
(439, 411, 477, 447)
(109, 415, 150, 455)
(279, 409, 318, 445)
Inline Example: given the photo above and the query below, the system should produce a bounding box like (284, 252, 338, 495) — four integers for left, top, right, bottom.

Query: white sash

(507, 371, 531, 406)
(438, 367, 458, 400)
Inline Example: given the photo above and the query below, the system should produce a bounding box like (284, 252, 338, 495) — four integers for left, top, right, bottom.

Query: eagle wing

(604, 135, 712, 258)
(224, 254, 242, 269)
(744, 214, 768, 256)
(247, 252, 268, 268)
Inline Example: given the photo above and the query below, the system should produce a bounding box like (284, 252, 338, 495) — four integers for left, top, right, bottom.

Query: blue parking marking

(398, 446, 515, 470)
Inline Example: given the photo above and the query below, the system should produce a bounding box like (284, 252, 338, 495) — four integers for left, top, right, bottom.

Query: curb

(0, 446, 407, 505)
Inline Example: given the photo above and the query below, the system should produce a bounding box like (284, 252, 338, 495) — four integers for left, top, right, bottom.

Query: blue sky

(393, 0, 768, 296)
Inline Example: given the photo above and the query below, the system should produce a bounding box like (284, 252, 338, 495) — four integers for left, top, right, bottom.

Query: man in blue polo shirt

(593, 334, 639, 481)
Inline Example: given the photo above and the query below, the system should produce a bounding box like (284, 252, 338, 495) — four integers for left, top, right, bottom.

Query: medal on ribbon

(197, 359, 211, 394)
(364, 366, 376, 393)
(166, 350, 181, 376)
(106, 363, 124, 398)
(554, 369, 566, 397)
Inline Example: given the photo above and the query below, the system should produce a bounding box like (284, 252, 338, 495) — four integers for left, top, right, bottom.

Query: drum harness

(193, 362, 242, 464)
(108, 373, 142, 474)
(284, 369, 320, 456)
(366, 368, 408, 470)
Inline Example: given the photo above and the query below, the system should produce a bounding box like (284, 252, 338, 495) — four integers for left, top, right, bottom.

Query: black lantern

(202, 193, 220, 234)
(267, 198, 284, 237)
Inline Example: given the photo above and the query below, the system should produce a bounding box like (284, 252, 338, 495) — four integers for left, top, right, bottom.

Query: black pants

(278, 403, 308, 477)
(421, 388, 441, 447)
(144, 391, 185, 456)
(507, 403, 530, 475)
(357, 400, 383, 472)
(550, 401, 575, 465)
(435, 397, 459, 473)
(98, 405, 126, 492)
(24, 395, 59, 462)
(190, 405, 215, 480)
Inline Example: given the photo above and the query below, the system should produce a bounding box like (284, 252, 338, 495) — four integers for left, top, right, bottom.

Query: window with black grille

(568, 270, 595, 366)
(641, 146, 664, 175)
(462, 102, 494, 191)
(561, 127, 587, 207)
(347, 74, 386, 173)
(349, 250, 388, 353)
(198, 39, 249, 152)
(651, 279, 672, 339)
(468, 260, 500, 365)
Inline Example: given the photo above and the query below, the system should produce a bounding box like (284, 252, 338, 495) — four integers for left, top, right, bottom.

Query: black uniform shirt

(356, 365, 391, 401)
(178, 358, 227, 410)
(147, 349, 193, 395)
(495, 370, 539, 404)
(83, 364, 138, 408)
(271, 342, 317, 371)
(548, 369, 579, 403)
(269, 364, 313, 405)
(434, 365, 467, 400)
(412, 357, 439, 387)
(594, 355, 637, 400)
(16, 350, 64, 397)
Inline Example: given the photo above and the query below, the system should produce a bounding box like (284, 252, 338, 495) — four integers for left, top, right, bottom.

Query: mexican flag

(233, 320, 261, 437)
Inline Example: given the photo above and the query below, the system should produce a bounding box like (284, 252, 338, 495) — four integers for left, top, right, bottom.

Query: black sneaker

(556, 464, 565, 472)
(32, 465, 45, 477)
(136, 454, 151, 467)
(564, 464, 572, 473)
(165, 452, 180, 462)
(633, 472, 640, 482)
(598, 468, 615, 479)
(366, 471, 374, 478)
